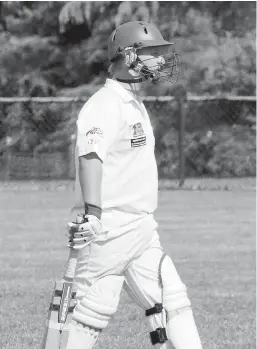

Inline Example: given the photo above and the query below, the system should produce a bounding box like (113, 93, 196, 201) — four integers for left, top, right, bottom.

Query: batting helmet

(108, 21, 173, 63)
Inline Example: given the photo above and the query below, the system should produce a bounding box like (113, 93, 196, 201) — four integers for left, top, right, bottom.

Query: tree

(0, 2, 7, 31)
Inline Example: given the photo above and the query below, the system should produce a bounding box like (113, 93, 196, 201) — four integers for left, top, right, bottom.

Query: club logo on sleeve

(86, 127, 103, 137)
(86, 127, 103, 145)
(130, 122, 146, 148)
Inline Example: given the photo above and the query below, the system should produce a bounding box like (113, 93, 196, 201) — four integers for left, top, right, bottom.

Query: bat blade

(41, 327, 60, 349)
(41, 280, 62, 349)
(41, 249, 78, 349)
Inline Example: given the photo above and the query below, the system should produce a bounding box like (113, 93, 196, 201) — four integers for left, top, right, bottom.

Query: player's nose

(158, 56, 165, 65)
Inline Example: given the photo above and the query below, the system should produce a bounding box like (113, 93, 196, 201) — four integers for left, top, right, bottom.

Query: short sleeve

(76, 92, 120, 162)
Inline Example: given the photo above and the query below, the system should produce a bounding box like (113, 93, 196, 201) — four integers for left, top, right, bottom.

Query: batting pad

(73, 275, 124, 329)
(65, 321, 99, 349)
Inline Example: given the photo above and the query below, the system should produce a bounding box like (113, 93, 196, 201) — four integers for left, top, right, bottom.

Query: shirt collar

(104, 78, 139, 103)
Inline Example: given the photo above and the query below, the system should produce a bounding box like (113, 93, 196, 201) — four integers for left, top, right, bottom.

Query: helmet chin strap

(116, 77, 143, 84)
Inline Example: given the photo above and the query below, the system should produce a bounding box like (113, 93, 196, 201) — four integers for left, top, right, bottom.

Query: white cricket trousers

(74, 225, 185, 330)
(74, 224, 184, 300)
(68, 219, 203, 349)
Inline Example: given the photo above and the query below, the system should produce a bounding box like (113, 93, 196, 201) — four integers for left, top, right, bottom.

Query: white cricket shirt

(72, 78, 158, 238)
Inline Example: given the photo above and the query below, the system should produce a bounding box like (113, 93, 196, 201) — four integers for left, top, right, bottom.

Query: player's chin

(140, 75, 159, 85)
(128, 69, 141, 78)
(151, 77, 160, 84)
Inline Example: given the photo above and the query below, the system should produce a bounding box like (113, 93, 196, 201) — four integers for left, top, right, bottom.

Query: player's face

(137, 46, 166, 73)
(137, 46, 179, 84)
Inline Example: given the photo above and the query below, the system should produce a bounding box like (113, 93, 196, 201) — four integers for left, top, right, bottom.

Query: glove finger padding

(68, 214, 102, 250)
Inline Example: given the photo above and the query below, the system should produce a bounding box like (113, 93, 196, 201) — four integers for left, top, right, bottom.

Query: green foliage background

(0, 1, 256, 178)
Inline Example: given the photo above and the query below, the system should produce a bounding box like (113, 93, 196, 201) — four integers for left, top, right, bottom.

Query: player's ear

(109, 59, 126, 77)
(108, 60, 121, 76)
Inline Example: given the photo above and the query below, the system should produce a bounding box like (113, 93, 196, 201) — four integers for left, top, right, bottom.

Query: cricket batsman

(67, 21, 203, 349)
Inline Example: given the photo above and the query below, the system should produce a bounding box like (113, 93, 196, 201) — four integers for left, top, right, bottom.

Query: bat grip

(63, 248, 78, 280)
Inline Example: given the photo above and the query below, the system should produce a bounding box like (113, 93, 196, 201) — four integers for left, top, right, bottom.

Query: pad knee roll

(73, 287, 119, 329)
(163, 283, 191, 315)
(66, 320, 99, 349)
(73, 298, 118, 329)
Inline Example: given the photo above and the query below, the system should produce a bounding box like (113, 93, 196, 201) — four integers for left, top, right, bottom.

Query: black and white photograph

(0, 1, 255, 349)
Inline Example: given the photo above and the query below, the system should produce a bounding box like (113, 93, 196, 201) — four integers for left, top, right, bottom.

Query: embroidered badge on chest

(130, 122, 146, 148)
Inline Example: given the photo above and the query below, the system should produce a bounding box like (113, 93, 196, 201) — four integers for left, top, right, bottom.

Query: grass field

(0, 181, 255, 349)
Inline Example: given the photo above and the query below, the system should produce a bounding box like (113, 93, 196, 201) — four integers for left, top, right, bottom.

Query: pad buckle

(150, 327, 168, 344)
(145, 303, 163, 316)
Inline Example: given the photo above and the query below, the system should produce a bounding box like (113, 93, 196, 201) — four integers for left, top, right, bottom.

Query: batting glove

(68, 214, 102, 250)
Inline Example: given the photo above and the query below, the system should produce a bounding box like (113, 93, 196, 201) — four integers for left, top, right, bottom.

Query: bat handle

(63, 214, 82, 280)
(63, 248, 78, 280)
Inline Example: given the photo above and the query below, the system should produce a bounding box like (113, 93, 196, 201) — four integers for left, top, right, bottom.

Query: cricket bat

(41, 247, 78, 349)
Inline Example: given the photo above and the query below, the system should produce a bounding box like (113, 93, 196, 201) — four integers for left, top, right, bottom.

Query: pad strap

(116, 77, 143, 83)
(145, 303, 163, 316)
(150, 328, 168, 345)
